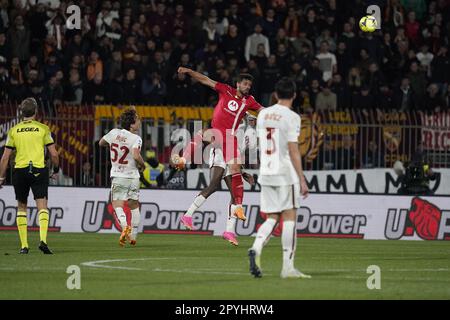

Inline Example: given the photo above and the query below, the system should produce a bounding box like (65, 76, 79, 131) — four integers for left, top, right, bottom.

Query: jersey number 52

(110, 143, 129, 164)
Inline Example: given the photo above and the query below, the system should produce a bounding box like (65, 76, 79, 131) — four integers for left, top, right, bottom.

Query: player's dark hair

(20, 98, 38, 117)
(120, 109, 138, 131)
(237, 73, 254, 83)
(275, 77, 297, 100)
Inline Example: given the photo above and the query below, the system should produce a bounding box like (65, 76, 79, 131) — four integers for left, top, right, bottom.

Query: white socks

(130, 208, 140, 241)
(226, 204, 237, 233)
(282, 221, 296, 271)
(185, 195, 206, 217)
(251, 218, 277, 256)
(114, 207, 128, 229)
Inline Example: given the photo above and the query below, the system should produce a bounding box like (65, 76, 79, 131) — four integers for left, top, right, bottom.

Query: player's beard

(238, 88, 250, 97)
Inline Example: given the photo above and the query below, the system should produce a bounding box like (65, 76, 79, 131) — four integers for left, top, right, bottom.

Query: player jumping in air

(248, 78, 310, 279)
(175, 68, 263, 246)
(0, 98, 59, 254)
(99, 109, 146, 247)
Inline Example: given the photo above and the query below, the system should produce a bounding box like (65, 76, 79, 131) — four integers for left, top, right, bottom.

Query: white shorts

(209, 148, 244, 177)
(209, 147, 231, 177)
(111, 177, 140, 201)
(260, 183, 300, 213)
(209, 147, 226, 170)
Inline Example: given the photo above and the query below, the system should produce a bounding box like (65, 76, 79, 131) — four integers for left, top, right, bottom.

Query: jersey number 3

(265, 128, 276, 155)
(111, 143, 129, 164)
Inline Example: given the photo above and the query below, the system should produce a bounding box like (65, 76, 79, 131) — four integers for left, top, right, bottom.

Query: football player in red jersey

(175, 67, 263, 246)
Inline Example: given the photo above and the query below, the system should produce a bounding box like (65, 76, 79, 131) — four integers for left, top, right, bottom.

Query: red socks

(231, 173, 244, 205)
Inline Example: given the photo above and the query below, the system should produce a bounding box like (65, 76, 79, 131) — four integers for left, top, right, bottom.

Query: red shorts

(210, 132, 240, 164)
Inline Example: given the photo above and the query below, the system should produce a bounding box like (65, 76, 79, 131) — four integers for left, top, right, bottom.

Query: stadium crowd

(0, 0, 449, 113)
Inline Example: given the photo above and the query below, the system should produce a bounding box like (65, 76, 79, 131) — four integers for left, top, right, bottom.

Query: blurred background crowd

(0, 0, 448, 113)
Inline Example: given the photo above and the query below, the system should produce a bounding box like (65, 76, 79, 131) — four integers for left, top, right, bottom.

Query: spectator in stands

(260, 54, 281, 106)
(64, 69, 83, 105)
(221, 24, 245, 63)
(430, 46, 449, 86)
(347, 67, 362, 100)
(284, 6, 299, 39)
(275, 42, 293, 76)
(316, 29, 336, 53)
(407, 61, 427, 106)
(315, 83, 337, 112)
(330, 73, 350, 110)
(0, 0, 447, 130)
(142, 71, 166, 105)
(336, 42, 352, 81)
(171, 71, 191, 105)
(201, 17, 220, 45)
(80, 162, 95, 187)
(308, 79, 321, 111)
(303, 9, 320, 40)
(122, 68, 140, 103)
(366, 63, 386, 95)
(305, 58, 323, 85)
(416, 44, 434, 76)
(9, 56, 25, 102)
(245, 24, 270, 62)
(84, 74, 105, 104)
(0, 60, 9, 100)
(424, 83, 446, 112)
(405, 11, 421, 46)
(377, 85, 394, 110)
(86, 51, 103, 82)
(316, 40, 337, 82)
(7, 15, 30, 63)
(337, 135, 356, 170)
(393, 77, 416, 110)
(352, 86, 376, 110)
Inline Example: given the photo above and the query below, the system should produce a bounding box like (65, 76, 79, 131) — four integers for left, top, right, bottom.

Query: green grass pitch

(0, 231, 449, 299)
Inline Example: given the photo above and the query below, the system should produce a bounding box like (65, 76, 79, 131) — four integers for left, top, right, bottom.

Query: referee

(0, 98, 59, 254)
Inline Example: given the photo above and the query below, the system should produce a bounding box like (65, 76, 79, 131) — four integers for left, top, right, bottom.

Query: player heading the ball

(176, 67, 264, 246)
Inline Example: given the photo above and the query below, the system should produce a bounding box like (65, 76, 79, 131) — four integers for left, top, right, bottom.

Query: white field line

(80, 257, 267, 275)
(79, 258, 449, 277)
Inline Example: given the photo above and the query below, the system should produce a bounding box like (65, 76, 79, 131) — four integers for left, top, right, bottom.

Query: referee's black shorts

(12, 167, 49, 203)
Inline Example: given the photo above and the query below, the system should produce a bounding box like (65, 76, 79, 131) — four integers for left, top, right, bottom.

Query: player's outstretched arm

(0, 148, 12, 187)
(178, 67, 217, 89)
(288, 142, 309, 199)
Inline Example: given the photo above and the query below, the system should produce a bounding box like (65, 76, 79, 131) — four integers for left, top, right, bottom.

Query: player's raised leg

(181, 165, 225, 230)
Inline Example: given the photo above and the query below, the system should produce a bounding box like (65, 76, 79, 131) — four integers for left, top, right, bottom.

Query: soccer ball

(359, 15, 377, 33)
